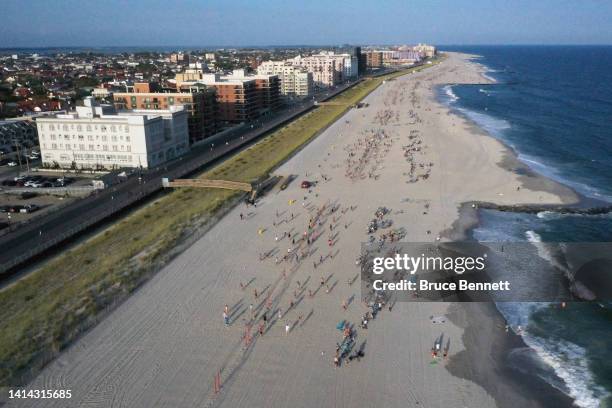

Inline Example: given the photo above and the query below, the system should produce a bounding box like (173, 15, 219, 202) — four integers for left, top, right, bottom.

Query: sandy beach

(6, 52, 579, 408)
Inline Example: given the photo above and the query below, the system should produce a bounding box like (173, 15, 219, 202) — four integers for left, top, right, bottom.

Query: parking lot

(0, 172, 96, 233)
(0, 193, 75, 232)
(2, 174, 75, 188)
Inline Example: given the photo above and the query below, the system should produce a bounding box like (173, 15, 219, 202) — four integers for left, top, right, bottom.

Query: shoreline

(440, 53, 583, 407)
(446, 302, 576, 408)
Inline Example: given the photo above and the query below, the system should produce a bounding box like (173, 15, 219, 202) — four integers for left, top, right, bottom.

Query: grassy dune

(0, 58, 442, 386)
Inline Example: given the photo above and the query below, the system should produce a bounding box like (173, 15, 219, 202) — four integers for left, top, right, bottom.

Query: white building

(288, 51, 358, 89)
(337, 53, 358, 80)
(91, 87, 111, 99)
(257, 61, 313, 98)
(413, 43, 437, 58)
(35, 97, 189, 170)
(289, 54, 341, 89)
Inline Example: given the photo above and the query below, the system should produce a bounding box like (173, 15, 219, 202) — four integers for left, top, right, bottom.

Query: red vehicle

(300, 180, 313, 189)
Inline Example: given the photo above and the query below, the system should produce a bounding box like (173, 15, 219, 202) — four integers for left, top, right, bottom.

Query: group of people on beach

(344, 127, 394, 181)
(219, 77, 452, 377)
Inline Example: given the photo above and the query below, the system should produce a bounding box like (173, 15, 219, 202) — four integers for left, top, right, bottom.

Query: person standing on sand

(223, 311, 229, 326)
(285, 321, 290, 336)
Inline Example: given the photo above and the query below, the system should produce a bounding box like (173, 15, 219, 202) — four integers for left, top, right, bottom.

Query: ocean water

(439, 46, 612, 408)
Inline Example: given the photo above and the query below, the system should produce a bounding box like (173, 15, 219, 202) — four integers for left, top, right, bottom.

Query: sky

(3, 0, 612, 48)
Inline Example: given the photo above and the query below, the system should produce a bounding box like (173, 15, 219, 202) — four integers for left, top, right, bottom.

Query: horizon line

(2, 43, 612, 51)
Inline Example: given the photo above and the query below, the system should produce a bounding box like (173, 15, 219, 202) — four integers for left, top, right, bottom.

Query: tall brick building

(365, 51, 383, 68)
(175, 70, 280, 124)
(113, 82, 218, 145)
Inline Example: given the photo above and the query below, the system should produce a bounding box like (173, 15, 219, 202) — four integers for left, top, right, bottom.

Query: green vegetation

(0, 61, 438, 386)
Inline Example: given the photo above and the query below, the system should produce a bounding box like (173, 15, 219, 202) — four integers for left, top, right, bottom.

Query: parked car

(7, 161, 17, 167)
(21, 204, 40, 213)
(300, 180, 313, 189)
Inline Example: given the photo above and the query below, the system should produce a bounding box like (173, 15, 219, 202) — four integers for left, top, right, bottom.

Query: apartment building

(225, 69, 281, 113)
(257, 61, 313, 98)
(113, 82, 218, 144)
(364, 51, 383, 68)
(289, 51, 357, 89)
(289, 54, 341, 89)
(36, 97, 189, 169)
(339, 53, 359, 79)
(176, 70, 280, 124)
(179, 73, 258, 123)
(413, 43, 437, 58)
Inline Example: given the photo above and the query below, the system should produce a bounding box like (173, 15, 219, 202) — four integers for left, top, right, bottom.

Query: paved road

(0, 81, 359, 277)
